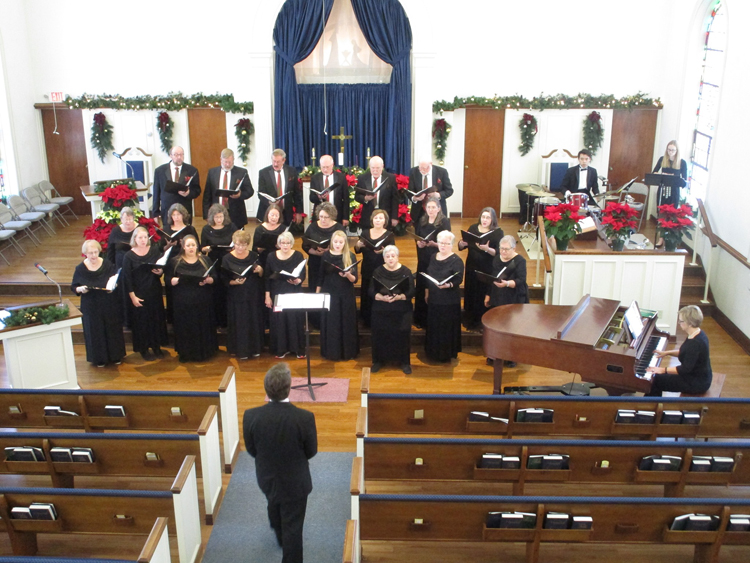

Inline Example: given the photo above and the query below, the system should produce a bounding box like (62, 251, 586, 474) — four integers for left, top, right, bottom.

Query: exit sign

(50, 92, 64, 103)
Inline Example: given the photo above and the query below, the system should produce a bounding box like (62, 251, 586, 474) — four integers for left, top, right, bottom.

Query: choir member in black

(354, 209, 394, 328)
(122, 226, 168, 361)
(317, 230, 359, 361)
(222, 230, 265, 360)
(646, 305, 712, 396)
(369, 245, 415, 374)
(458, 207, 503, 330)
(72, 240, 126, 367)
(484, 235, 529, 309)
(106, 206, 137, 326)
(200, 203, 238, 329)
(252, 204, 286, 269)
(265, 231, 307, 359)
(413, 195, 451, 328)
(168, 235, 218, 363)
(162, 203, 199, 324)
(424, 231, 464, 362)
(653, 140, 688, 247)
(302, 202, 342, 294)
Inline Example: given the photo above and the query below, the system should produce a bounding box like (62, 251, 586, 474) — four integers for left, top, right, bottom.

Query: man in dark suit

(256, 149, 303, 226)
(202, 148, 254, 228)
(151, 146, 201, 225)
(243, 363, 317, 563)
(407, 158, 453, 224)
(309, 154, 349, 225)
(354, 156, 400, 229)
(555, 149, 600, 203)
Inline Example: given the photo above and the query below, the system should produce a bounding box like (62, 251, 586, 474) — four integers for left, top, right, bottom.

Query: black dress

(413, 217, 451, 328)
(653, 157, 688, 207)
(200, 223, 238, 328)
(460, 224, 503, 329)
(71, 260, 126, 365)
(302, 221, 343, 293)
(162, 224, 199, 325)
(265, 250, 307, 357)
(369, 265, 415, 366)
(222, 252, 265, 358)
(318, 251, 359, 361)
(424, 253, 464, 362)
(121, 246, 168, 355)
(486, 254, 529, 307)
(168, 257, 218, 362)
(252, 223, 287, 268)
(646, 331, 712, 396)
(106, 225, 136, 327)
(355, 229, 395, 328)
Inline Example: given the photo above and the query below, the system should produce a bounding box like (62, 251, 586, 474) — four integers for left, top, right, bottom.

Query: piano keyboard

(635, 335, 667, 377)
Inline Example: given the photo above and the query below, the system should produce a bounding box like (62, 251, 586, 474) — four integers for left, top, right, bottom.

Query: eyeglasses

(437, 241, 452, 246)
(499, 247, 513, 252)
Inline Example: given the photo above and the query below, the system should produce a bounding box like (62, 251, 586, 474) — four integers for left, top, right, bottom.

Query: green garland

(518, 113, 538, 156)
(235, 118, 255, 165)
(583, 111, 604, 155)
(66, 92, 254, 114)
(156, 112, 173, 154)
(432, 118, 451, 164)
(433, 92, 662, 113)
(3, 304, 70, 327)
(90, 112, 114, 163)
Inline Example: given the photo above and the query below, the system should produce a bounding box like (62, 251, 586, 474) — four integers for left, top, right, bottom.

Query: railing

(536, 219, 552, 303)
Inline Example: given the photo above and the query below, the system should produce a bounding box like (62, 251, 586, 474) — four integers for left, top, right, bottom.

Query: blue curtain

(350, 0, 413, 174)
(298, 84, 389, 169)
(273, 0, 334, 169)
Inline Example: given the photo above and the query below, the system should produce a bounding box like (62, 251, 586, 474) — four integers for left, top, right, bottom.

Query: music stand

(273, 292, 331, 400)
(644, 173, 683, 207)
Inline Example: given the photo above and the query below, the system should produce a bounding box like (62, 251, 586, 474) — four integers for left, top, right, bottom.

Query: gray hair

(272, 148, 287, 159)
(500, 235, 517, 249)
(120, 206, 135, 220)
(277, 230, 294, 246)
(382, 244, 399, 257)
(265, 363, 292, 401)
(81, 239, 101, 254)
(207, 203, 231, 227)
(679, 305, 704, 328)
(437, 230, 455, 244)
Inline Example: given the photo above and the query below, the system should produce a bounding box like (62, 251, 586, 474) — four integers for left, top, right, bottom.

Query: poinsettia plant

(82, 184, 160, 250)
(601, 202, 638, 241)
(656, 204, 694, 250)
(392, 173, 412, 236)
(543, 202, 583, 244)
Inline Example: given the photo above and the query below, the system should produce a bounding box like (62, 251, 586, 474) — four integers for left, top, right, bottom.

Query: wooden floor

(1, 212, 749, 562)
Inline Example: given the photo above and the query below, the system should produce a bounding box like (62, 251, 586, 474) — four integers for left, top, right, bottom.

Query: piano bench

(681, 372, 726, 398)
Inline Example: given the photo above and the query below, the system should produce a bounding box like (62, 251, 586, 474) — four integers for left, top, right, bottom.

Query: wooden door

(462, 107, 505, 218)
(40, 108, 90, 215)
(187, 108, 228, 218)
(608, 109, 659, 189)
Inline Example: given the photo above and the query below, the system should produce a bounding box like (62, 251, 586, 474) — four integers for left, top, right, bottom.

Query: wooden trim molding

(712, 307, 750, 356)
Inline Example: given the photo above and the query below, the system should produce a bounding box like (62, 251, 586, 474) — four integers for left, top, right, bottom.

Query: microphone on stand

(113, 151, 135, 179)
(34, 263, 63, 305)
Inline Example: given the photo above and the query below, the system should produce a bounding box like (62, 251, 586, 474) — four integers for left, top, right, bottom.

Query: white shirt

(578, 168, 588, 191)
(220, 169, 232, 191)
(170, 162, 182, 181)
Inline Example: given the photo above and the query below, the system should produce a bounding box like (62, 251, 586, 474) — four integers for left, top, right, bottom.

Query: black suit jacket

(243, 401, 317, 502)
(407, 165, 453, 224)
(354, 171, 400, 229)
(256, 164, 302, 225)
(202, 166, 254, 227)
(557, 166, 600, 200)
(309, 170, 349, 223)
(152, 162, 201, 224)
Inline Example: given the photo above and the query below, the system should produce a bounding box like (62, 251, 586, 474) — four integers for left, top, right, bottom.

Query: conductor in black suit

(152, 146, 201, 226)
(309, 154, 349, 227)
(554, 149, 600, 203)
(408, 158, 453, 224)
(202, 148, 254, 228)
(355, 155, 400, 229)
(256, 149, 303, 226)
(243, 363, 317, 563)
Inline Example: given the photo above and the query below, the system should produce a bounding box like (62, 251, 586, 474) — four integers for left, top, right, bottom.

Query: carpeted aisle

(202, 451, 355, 563)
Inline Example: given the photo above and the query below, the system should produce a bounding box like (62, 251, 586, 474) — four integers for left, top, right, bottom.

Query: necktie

(423, 175, 428, 190)
(277, 171, 284, 209)
(220, 171, 228, 207)
(373, 177, 379, 208)
(173, 167, 180, 183)
(324, 175, 330, 202)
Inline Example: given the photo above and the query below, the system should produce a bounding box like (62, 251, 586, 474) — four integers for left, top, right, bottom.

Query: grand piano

(482, 294, 669, 395)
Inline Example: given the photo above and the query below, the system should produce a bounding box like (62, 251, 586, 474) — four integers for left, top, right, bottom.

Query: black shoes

(371, 363, 383, 373)
(402, 364, 412, 374)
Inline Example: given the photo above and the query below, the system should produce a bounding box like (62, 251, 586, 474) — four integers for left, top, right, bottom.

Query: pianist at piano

(645, 305, 712, 396)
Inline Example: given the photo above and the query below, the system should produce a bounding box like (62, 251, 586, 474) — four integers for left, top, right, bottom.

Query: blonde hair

(129, 226, 151, 247)
(330, 230, 352, 269)
(232, 229, 252, 246)
(81, 239, 101, 254)
(221, 148, 234, 159)
(662, 141, 681, 169)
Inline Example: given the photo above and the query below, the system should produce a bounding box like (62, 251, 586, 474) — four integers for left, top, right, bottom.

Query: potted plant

(601, 202, 638, 251)
(656, 204, 694, 252)
(543, 202, 583, 251)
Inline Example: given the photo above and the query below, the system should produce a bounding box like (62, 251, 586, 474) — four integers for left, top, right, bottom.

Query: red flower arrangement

(395, 173, 409, 191)
(657, 204, 694, 251)
(543, 202, 583, 249)
(601, 202, 638, 241)
(100, 184, 139, 208)
(350, 204, 363, 225)
(83, 218, 115, 248)
(346, 174, 358, 187)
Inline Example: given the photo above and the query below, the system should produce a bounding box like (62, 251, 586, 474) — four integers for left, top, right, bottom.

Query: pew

(0, 404, 223, 524)
(356, 493, 750, 563)
(358, 437, 750, 497)
(683, 372, 728, 398)
(0, 366, 240, 473)
(359, 393, 750, 441)
(0, 457, 201, 563)
(342, 519, 358, 563)
(0, 517, 172, 563)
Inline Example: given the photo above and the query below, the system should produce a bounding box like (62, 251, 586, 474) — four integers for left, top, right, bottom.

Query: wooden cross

(332, 126, 353, 155)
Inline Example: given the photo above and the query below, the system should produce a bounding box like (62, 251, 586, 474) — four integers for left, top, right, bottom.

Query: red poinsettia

(138, 216, 161, 242)
(83, 219, 116, 250)
(346, 174, 358, 187)
(543, 202, 583, 243)
(657, 204, 694, 249)
(100, 184, 138, 208)
(398, 203, 412, 223)
(350, 203, 364, 224)
(601, 202, 638, 240)
(395, 173, 409, 191)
